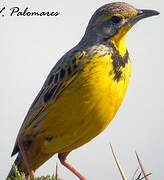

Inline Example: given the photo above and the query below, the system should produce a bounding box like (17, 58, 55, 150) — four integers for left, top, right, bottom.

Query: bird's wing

(11, 49, 86, 156)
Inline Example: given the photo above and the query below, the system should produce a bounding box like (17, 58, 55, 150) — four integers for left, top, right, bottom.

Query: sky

(0, 0, 163, 179)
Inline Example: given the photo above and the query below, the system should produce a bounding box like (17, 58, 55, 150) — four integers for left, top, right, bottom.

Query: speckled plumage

(7, 2, 159, 179)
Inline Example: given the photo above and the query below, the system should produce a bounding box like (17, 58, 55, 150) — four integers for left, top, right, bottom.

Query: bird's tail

(6, 149, 54, 179)
(6, 152, 28, 180)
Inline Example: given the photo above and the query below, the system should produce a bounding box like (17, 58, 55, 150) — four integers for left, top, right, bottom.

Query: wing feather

(11, 49, 85, 156)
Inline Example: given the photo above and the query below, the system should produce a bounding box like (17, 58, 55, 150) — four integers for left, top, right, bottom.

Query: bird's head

(84, 2, 159, 56)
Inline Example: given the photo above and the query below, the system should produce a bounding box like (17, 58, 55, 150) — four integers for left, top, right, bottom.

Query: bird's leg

(58, 153, 86, 180)
(17, 138, 35, 178)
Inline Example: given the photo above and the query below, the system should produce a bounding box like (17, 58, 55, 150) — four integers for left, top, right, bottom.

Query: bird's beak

(129, 9, 160, 24)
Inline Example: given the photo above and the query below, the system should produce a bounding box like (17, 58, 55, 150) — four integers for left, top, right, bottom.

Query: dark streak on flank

(54, 83, 63, 97)
(54, 73, 58, 83)
(24, 140, 32, 149)
(60, 69, 66, 80)
(51, 82, 64, 101)
(72, 58, 76, 64)
(68, 66, 72, 75)
(73, 64, 77, 69)
(72, 70, 78, 77)
(45, 136, 53, 142)
(44, 85, 57, 103)
(48, 75, 54, 85)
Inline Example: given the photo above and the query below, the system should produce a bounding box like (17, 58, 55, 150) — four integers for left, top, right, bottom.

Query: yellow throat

(110, 23, 132, 57)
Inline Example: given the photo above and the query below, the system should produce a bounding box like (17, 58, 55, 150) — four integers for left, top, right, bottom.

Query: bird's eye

(111, 16, 121, 24)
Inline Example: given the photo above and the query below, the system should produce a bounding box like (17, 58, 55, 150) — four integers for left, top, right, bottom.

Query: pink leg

(58, 153, 86, 180)
(17, 138, 35, 178)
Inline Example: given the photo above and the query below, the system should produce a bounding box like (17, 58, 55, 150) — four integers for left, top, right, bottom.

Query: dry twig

(135, 151, 151, 180)
(110, 144, 128, 180)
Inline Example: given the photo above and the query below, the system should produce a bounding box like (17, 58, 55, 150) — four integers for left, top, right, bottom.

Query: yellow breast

(41, 53, 131, 153)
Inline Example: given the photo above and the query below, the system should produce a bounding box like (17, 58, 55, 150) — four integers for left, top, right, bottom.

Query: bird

(7, 2, 159, 180)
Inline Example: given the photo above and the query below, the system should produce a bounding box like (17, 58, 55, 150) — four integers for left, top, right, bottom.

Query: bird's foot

(58, 153, 86, 180)
(18, 138, 35, 179)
